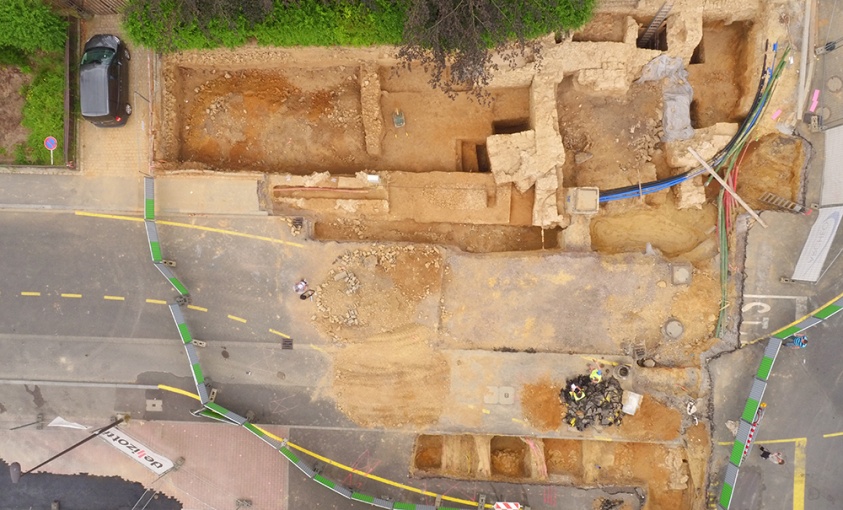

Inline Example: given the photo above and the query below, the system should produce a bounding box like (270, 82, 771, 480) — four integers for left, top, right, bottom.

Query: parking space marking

(794, 438, 806, 510)
(187, 304, 208, 312)
(60, 293, 82, 298)
(227, 314, 247, 323)
(104, 295, 125, 301)
(20, 291, 40, 296)
(823, 431, 843, 438)
(145, 298, 167, 305)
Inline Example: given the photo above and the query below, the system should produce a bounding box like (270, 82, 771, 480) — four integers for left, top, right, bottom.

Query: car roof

(80, 63, 110, 116)
(83, 34, 121, 52)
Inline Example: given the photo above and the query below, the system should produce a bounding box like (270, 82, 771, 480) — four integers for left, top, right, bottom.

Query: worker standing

(590, 368, 603, 384)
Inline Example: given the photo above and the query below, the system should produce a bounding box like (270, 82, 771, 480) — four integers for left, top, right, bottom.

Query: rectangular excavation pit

(490, 436, 530, 479)
(159, 59, 531, 175)
(413, 434, 443, 472)
(544, 439, 584, 481)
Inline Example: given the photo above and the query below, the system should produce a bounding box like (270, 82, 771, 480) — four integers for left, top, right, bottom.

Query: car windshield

(81, 47, 115, 66)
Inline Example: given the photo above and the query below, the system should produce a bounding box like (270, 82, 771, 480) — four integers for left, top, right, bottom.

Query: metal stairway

(637, 1, 675, 49)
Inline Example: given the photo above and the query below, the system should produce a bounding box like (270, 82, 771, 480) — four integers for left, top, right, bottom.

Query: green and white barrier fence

(718, 291, 843, 509)
(142, 177, 489, 510)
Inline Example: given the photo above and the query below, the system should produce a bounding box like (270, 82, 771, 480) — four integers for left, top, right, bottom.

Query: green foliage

(124, 0, 406, 50)
(20, 65, 64, 165)
(0, 45, 29, 68)
(122, 0, 594, 95)
(0, 0, 67, 53)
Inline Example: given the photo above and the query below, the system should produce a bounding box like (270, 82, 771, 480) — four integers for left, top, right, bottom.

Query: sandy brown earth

(0, 66, 31, 164)
(332, 324, 449, 428)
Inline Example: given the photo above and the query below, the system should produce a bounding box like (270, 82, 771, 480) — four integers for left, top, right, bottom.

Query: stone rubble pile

(561, 375, 624, 432)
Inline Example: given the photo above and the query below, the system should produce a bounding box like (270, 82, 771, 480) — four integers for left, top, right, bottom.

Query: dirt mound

(521, 379, 564, 431)
(313, 245, 443, 341)
(332, 324, 449, 428)
(735, 133, 805, 210)
(0, 66, 30, 164)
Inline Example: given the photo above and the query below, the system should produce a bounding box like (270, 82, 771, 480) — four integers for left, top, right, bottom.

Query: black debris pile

(597, 498, 625, 510)
(560, 375, 624, 432)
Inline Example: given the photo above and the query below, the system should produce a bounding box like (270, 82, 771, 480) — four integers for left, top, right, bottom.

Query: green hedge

(19, 65, 64, 165)
(0, 0, 67, 53)
(123, 0, 405, 51)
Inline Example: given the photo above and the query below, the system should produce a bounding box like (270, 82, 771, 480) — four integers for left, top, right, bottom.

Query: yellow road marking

(756, 438, 805, 445)
(310, 344, 325, 352)
(823, 431, 843, 438)
(60, 293, 82, 298)
(482, 408, 491, 414)
(794, 438, 806, 510)
(146, 298, 167, 305)
(104, 295, 125, 301)
(75, 211, 305, 248)
(269, 328, 290, 339)
(227, 314, 247, 323)
(511, 418, 525, 424)
(21, 292, 41, 296)
(157, 384, 200, 401)
(188, 304, 208, 312)
(157, 383, 492, 508)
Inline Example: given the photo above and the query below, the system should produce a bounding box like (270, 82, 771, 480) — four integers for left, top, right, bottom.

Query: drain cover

(828, 76, 843, 93)
(663, 318, 685, 340)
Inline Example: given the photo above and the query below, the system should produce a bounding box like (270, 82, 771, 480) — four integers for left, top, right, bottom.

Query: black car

(80, 34, 131, 127)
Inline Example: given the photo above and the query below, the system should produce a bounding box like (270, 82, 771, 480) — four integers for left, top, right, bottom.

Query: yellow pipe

(156, 384, 491, 508)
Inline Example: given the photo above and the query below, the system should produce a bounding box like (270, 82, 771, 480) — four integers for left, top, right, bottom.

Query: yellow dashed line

(188, 304, 208, 312)
(269, 328, 291, 339)
(146, 298, 167, 305)
(60, 293, 82, 298)
(104, 295, 125, 301)
(310, 344, 325, 352)
(482, 409, 491, 414)
(21, 292, 41, 296)
(75, 211, 305, 248)
(823, 431, 843, 438)
(511, 418, 525, 424)
(228, 314, 247, 323)
(592, 436, 613, 442)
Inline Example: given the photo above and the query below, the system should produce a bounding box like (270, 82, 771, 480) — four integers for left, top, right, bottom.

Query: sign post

(44, 136, 57, 166)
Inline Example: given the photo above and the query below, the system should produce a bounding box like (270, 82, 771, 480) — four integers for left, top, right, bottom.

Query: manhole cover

(828, 76, 843, 93)
(663, 318, 684, 340)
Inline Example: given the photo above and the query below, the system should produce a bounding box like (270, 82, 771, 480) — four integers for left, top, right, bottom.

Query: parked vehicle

(80, 34, 131, 127)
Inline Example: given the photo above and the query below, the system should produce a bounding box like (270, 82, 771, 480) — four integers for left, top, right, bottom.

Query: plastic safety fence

(142, 177, 486, 510)
(718, 292, 843, 509)
(143, 177, 189, 296)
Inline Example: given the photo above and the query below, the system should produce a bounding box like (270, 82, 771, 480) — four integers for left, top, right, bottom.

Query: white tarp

(98, 427, 174, 475)
(822, 125, 843, 206)
(48, 417, 88, 430)
(791, 206, 843, 281)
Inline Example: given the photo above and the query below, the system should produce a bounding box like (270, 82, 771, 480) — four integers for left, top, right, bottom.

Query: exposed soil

(521, 379, 564, 431)
(558, 79, 666, 192)
(590, 196, 717, 258)
(413, 435, 443, 471)
(687, 21, 755, 128)
(545, 439, 583, 477)
(313, 245, 443, 342)
(332, 324, 449, 428)
(165, 62, 529, 174)
(735, 133, 806, 210)
(490, 436, 528, 478)
(313, 217, 558, 253)
(0, 66, 31, 164)
(616, 395, 683, 442)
